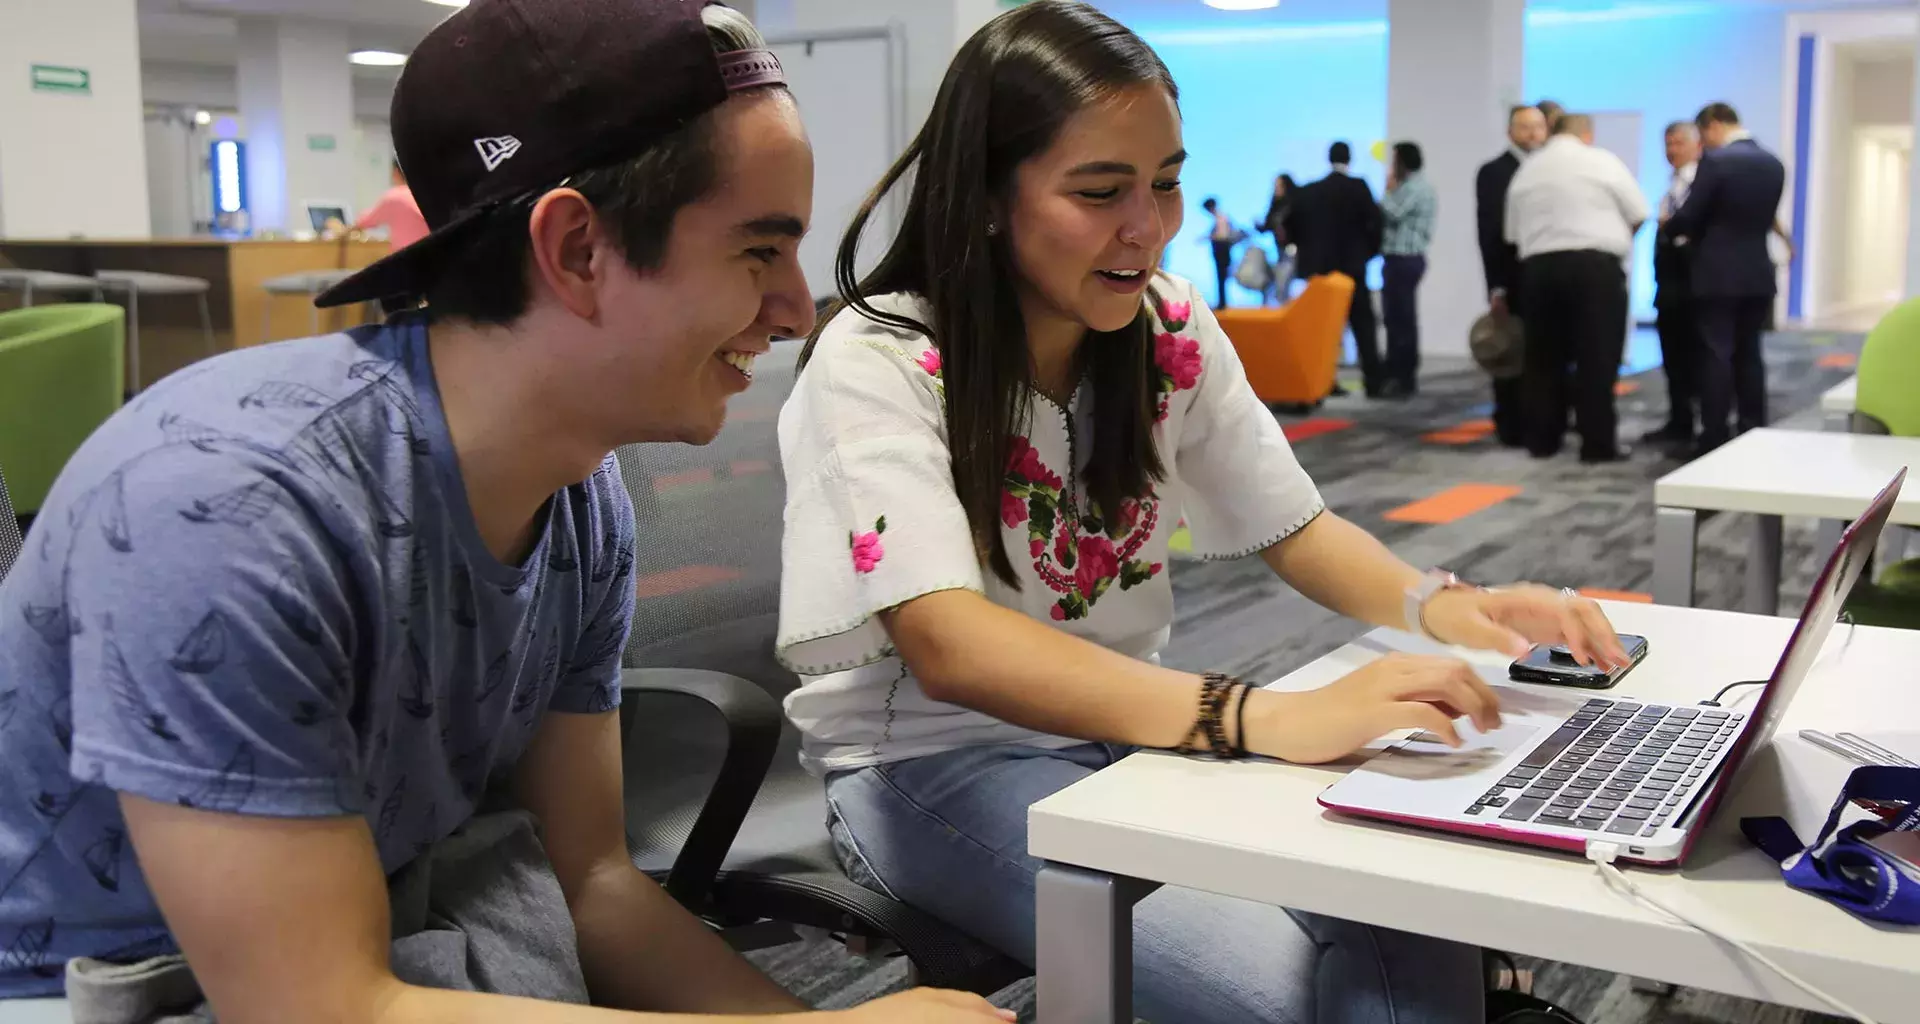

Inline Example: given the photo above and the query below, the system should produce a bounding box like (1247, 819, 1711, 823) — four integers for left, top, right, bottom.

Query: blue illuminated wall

(1143, 25, 1388, 307)
(1136, 5, 1788, 319)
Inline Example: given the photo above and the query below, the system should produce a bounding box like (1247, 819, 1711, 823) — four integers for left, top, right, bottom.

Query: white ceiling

(139, 0, 1918, 77)
(1096, 0, 1915, 31)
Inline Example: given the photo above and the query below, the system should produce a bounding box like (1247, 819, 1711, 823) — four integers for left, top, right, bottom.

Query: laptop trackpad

(1363, 723, 1542, 781)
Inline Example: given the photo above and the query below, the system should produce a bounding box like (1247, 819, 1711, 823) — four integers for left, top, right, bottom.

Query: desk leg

(1036, 863, 1159, 1024)
(1652, 508, 1700, 607)
(1747, 514, 1783, 617)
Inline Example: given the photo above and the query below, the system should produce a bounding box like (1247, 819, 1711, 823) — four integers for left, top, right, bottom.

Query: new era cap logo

(474, 135, 522, 172)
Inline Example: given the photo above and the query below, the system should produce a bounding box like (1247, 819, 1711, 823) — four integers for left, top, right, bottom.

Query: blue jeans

(825, 743, 1484, 1024)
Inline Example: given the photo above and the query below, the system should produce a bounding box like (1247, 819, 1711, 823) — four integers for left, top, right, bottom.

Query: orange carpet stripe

(1816, 352, 1858, 369)
(1384, 484, 1522, 524)
(1283, 418, 1354, 442)
(635, 565, 744, 599)
(730, 459, 773, 476)
(1577, 587, 1653, 604)
(1613, 380, 1640, 396)
(653, 467, 715, 490)
(1423, 419, 1495, 444)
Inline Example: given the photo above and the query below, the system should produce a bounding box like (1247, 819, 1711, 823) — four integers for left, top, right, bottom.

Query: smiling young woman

(774, 3, 1627, 1022)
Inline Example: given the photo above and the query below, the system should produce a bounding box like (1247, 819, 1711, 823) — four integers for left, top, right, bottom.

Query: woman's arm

(1259, 510, 1631, 669)
(884, 587, 1502, 762)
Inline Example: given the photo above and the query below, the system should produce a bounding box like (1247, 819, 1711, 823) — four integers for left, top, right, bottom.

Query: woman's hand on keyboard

(1245, 652, 1503, 764)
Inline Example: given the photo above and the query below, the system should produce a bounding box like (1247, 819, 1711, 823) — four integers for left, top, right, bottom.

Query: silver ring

(1560, 587, 1578, 601)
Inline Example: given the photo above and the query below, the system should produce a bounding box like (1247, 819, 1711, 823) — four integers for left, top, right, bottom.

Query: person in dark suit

(1476, 105, 1549, 445)
(1286, 141, 1385, 395)
(1647, 121, 1703, 447)
(1667, 102, 1787, 455)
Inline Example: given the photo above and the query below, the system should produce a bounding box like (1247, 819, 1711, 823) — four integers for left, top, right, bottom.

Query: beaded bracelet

(1176, 672, 1250, 759)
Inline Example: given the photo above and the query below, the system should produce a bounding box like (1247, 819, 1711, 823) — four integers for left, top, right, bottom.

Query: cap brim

(314, 204, 490, 309)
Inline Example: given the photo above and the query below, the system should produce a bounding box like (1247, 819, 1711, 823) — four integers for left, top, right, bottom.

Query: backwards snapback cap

(316, 0, 784, 309)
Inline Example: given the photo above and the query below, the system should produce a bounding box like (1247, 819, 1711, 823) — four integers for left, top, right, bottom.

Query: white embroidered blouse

(774, 274, 1325, 774)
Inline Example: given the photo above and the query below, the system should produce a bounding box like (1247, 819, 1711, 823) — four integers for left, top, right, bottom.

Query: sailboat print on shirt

(83, 827, 126, 892)
(98, 471, 132, 553)
(451, 565, 478, 628)
(167, 610, 230, 674)
(589, 531, 619, 583)
(0, 690, 17, 734)
(178, 478, 280, 528)
(22, 601, 79, 646)
(178, 743, 255, 812)
(474, 649, 513, 705)
(398, 632, 434, 719)
(239, 381, 333, 410)
(105, 635, 181, 741)
(511, 630, 558, 717)
(0, 920, 55, 978)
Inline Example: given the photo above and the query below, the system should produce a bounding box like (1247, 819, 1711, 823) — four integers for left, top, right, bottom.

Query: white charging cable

(1584, 842, 1878, 1024)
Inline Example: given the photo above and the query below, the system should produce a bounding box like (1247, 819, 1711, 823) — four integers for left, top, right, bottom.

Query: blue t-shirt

(0, 314, 636, 997)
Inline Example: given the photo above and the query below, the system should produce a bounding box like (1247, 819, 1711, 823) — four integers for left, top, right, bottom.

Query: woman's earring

(986, 221, 1000, 236)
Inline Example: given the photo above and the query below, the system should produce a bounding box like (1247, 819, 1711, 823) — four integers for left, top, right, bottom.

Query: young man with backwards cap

(0, 1, 1009, 1021)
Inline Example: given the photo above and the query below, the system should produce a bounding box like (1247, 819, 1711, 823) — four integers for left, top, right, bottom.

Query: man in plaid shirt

(1381, 142, 1437, 398)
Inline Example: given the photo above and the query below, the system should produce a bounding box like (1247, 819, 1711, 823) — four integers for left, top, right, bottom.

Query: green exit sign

(307, 134, 338, 152)
(30, 64, 90, 95)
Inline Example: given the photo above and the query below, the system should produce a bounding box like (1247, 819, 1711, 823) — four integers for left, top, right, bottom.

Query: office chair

(612, 339, 1028, 995)
(0, 464, 22, 581)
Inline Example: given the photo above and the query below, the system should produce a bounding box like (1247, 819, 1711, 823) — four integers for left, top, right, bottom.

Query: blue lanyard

(1741, 766, 1920, 925)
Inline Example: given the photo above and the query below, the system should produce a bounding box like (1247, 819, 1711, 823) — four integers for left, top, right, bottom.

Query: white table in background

(1820, 376, 1858, 432)
(1651, 428, 1919, 614)
(1030, 602, 1920, 1024)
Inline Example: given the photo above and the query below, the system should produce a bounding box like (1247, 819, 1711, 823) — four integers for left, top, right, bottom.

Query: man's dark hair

(1392, 142, 1423, 173)
(1329, 141, 1352, 165)
(423, 6, 771, 326)
(1696, 102, 1740, 130)
(1201, 197, 1219, 212)
(1554, 112, 1593, 137)
(1508, 104, 1539, 124)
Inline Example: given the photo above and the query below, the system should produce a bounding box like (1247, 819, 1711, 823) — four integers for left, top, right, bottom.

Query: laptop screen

(1676, 468, 1905, 850)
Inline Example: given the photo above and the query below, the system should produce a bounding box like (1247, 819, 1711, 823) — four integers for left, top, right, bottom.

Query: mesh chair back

(613, 341, 802, 694)
(0, 465, 20, 581)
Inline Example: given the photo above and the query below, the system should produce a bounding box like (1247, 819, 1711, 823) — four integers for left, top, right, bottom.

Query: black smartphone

(1508, 634, 1649, 689)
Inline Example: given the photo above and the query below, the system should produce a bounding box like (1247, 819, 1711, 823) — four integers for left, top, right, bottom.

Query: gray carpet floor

(741, 326, 1868, 1023)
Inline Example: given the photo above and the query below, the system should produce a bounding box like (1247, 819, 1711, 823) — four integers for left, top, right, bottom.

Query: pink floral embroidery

(1001, 491, 1029, 528)
(1001, 433, 1164, 621)
(849, 516, 887, 574)
(1148, 295, 1204, 423)
(916, 347, 943, 376)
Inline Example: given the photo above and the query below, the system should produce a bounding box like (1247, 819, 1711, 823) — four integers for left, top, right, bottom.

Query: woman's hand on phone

(1243, 653, 1502, 765)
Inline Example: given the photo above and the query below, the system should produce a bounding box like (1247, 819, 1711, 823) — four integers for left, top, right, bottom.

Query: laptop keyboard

(1465, 698, 1744, 839)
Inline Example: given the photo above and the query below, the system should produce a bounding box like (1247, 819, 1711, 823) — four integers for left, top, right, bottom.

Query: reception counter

(0, 238, 389, 387)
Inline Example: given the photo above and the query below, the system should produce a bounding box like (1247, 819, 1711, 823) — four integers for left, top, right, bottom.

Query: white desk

(1651, 428, 1919, 614)
(1031, 602, 1920, 1024)
(1821, 376, 1858, 432)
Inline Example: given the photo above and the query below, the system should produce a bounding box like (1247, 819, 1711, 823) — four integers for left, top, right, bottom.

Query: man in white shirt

(1505, 112, 1648, 462)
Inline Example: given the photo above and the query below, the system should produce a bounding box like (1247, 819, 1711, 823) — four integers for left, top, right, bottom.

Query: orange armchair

(1212, 272, 1354, 406)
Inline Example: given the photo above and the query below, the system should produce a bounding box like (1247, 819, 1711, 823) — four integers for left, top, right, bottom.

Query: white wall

(758, 0, 953, 134)
(1387, 0, 1524, 358)
(0, 0, 151, 238)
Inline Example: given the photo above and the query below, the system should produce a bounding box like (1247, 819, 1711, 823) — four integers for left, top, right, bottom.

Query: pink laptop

(1320, 469, 1907, 867)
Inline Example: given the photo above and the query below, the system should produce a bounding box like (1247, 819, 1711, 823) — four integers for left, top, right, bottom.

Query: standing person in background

(1380, 142, 1435, 399)
(1476, 105, 1548, 446)
(1263, 173, 1299, 303)
(353, 160, 431, 254)
(1505, 113, 1647, 462)
(1647, 121, 1703, 449)
(1201, 196, 1238, 310)
(1536, 98, 1565, 133)
(1286, 142, 1385, 396)
(1668, 102, 1787, 457)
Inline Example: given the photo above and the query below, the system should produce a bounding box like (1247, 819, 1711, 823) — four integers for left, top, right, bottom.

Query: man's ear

(527, 189, 601, 320)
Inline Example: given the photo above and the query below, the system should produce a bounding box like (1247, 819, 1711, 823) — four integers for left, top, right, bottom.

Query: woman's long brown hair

(800, 0, 1177, 588)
